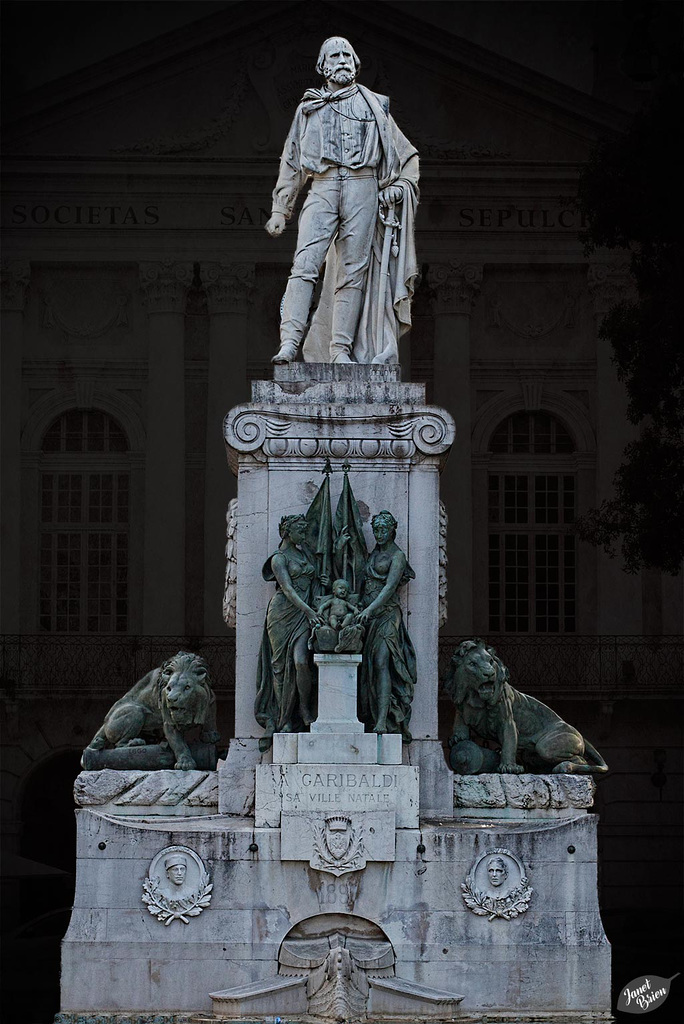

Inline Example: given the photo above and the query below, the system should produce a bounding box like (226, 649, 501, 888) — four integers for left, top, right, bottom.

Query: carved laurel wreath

(461, 847, 533, 922)
(142, 870, 213, 925)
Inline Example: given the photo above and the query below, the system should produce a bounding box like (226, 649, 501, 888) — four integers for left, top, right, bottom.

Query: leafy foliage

(575, 81, 684, 574)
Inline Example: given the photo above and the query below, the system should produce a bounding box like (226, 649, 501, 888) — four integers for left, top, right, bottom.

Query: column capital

(586, 260, 634, 318)
(139, 261, 194, 314)
(201, 262, 255, 314)
(1, 260, 31, 312)
(427, 261, 483, 316)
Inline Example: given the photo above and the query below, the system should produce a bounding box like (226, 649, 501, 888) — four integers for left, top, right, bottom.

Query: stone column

(587, 261, 641, 634)
(427, 261, 482, 635)
(201, 262, 254, 634)
(1, 261, 30, 633)
(139, 261, 193, 635)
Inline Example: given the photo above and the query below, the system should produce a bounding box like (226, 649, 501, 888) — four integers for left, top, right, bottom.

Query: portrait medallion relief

(311, 814, 366, 877)
(142, 844, 212, 924)
(461, 847, 533, 921)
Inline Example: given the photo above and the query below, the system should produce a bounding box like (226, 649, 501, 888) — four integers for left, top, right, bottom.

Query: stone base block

(59, 809, 610, 1017)
(368, 975, 464, 1017)
(209, 970, 462, 1021)
(408, 738, 454, 816)
(298, 731, 379, 763)
(273, 730, 404, 766)
(311, 652, 363, 733)
(210, 975, 307, 1017)
(272, 731, 299, 763)
(255, 762, 420, 828)
(73, 769, 218, 816)
(453, 772, 596, 818)
(216, 737, 267, 815)
(377, 732, 403, 764)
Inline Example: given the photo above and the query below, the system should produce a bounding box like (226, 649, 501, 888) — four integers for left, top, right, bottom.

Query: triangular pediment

(3, 0, 629, 164)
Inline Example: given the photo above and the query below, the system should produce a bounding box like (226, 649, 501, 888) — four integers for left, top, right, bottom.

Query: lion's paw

(126, 738, 147, 747)
(499, 763, 525, 774)
(200, 730, 220, 744)
(553, 760, 581, 774)
(175, 756, 197, 771)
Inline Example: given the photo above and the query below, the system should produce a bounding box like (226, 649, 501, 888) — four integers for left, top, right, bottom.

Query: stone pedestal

(58, 362, 609, 1022)
(59, 771, 610, 1021)
(219, 363, 456, 819)
(311, 653, 363, 732)
(224, 363, 455, 752)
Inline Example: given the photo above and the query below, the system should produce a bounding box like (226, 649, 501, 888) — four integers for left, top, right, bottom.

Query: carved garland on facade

(375, 61, 511, 160)
(461, 847, 533, 922)
(113, 57, 249, 155)
(438, 499, 448, 629)
(223, 497, 238, 629)
(41, 289, 129, 339)
(486, 291, 577, 337)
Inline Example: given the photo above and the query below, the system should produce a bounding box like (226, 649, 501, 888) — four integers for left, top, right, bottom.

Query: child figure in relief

(317, 579, 358, 631)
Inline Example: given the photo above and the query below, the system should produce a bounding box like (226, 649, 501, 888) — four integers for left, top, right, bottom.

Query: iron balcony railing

(0, 634, 681, 701)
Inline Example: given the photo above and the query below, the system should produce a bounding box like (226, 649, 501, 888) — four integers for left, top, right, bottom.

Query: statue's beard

(326, 67, 354, 87)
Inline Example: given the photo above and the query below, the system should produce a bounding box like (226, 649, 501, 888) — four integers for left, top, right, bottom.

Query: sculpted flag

(334, 469, 368, 592)
(305, 468, 334, 593)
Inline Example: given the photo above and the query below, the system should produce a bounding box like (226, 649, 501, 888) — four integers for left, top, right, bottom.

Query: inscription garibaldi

(265, 37, 419, 365)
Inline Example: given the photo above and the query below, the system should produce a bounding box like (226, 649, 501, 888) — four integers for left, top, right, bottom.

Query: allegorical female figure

(255, 514, 324, 750)
(356, 511, 417, 741)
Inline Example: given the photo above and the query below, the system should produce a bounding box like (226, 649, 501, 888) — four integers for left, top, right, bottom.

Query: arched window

(487, 412, 577, 633)
(39, 411, 130, 632)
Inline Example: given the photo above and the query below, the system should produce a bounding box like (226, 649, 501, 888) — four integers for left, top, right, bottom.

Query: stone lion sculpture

(444, 639, 608, 775)
(86, 651, 220, 770)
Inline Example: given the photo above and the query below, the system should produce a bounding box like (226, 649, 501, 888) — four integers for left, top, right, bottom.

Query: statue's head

(371, 510, 397, 542)
(164, 853, 188, 887)
(279, 513, 308, 542)
(316, 36, 360, 86)
(332, 579, 350, 598)
(487, 855, 508, 888)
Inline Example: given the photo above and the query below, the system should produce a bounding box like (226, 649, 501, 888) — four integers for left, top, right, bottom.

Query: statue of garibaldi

(265, 37, 420, 365)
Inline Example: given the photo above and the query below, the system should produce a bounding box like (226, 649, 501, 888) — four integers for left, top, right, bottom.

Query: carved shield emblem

(324, 815, 354, 860)
(311, 814, 366, 877)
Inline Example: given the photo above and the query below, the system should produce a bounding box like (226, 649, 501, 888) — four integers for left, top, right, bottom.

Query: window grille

(487, 413, 577, 634)
(39, 412, 130, 633)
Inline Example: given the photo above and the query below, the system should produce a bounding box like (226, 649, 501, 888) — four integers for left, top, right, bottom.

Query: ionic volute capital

(1, 260, 31, 312)
(201, 262, 255, 315)
(139, 261, 194, 314)
(427, 261, 483, 316)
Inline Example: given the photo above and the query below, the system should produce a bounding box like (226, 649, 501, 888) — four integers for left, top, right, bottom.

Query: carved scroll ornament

(224, 406, 455, 463)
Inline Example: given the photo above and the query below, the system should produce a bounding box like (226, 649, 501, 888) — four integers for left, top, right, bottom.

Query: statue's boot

(274, 276, 316, 363)
(272, 340, 299, 364)
(330, 287, 363, 363)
